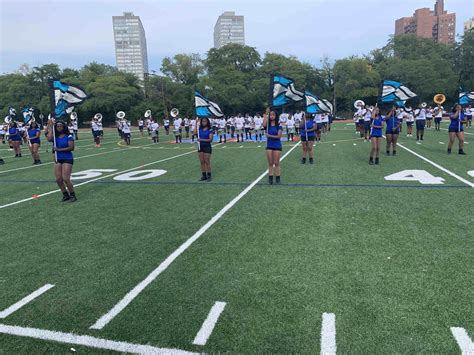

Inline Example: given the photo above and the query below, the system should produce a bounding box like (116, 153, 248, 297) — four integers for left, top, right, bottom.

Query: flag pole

(48, 79, 58, 163)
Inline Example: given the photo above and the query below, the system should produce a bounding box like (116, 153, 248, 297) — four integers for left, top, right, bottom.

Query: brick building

(395, 0, 456, 44)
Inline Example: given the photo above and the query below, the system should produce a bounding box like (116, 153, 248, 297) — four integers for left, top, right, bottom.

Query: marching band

(0, 91, 470, 193)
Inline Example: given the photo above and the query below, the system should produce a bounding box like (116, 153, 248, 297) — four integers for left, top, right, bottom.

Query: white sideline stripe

(394, 141, 474, 188)
(90, 142, 301, 330)
(193, 301, 226, 346)
(450, 327, 474, 354)
(0, 324, 195, 354)
(0, 284, 55, 318)
(0, 142, 155, 175)
(0, 150, 195, 210)
(320, 313, 336, 355)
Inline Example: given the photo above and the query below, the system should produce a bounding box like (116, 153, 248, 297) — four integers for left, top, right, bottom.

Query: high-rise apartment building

(395, 0, 456, 44)
(112, 12, 149, 82)
(213, 11, 245, 49)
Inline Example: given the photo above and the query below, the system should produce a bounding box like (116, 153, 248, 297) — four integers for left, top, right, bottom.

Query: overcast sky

(0, 0, 472, 74)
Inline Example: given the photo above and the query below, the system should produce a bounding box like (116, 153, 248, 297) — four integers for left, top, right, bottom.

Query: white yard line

(0, 150, 195, 209)
(0, 324, 195, 354)
(0, 284, 55, 319)
(90, 142, 301, 330)
(320, 313, 336, 355)
(192, 302, 226, 346)
(450, 327, 474, 355)
(0, 142, 156, 175)
(393, 141, 474, 188)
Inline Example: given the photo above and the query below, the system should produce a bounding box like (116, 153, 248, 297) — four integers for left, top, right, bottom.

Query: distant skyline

(1, 0, 472, 74)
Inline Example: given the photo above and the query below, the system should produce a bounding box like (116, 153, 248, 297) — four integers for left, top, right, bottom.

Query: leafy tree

(161, 54, 203, 86)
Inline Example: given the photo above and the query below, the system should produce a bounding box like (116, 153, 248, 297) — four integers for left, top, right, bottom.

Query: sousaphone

(433, 94, 446, 105)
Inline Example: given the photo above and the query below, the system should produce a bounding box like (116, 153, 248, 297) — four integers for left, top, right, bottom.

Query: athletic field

(0, 120, 472, 354)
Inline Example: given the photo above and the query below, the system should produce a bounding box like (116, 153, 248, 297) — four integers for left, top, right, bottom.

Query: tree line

(1, 30, 472, 126)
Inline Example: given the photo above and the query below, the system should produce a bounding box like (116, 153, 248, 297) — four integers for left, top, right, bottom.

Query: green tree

(161, 54, 203, 86)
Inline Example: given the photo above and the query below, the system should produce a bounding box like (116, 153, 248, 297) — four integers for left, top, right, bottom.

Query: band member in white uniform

(190, 118, 197, 142)
(91, 119, 101, 147)
(406, 108, 414, 136)
(286, 114, 295, 141)
(173, 117, 182, 143)
(363, 108, 372, 141)
(184, 117, 190, 138)
(150, 120, 159, 143)
(218, 117, 227, 143)
(122, 120, 131, 145)
(253, 114, 263, 141)
(163, 118, 170, 135)
(244, 114, 252, 140)
(235, 115, 244, 142)
(138, 119, 144, 136)
(279, 112, 288, 138)
(415, 106, 426, 141)
(426, 107, 433, 129)
(314, 113, 323, 142)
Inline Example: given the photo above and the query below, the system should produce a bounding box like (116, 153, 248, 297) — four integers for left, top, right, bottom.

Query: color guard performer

(384, 107, 399, 156)
(447, 104, 467, 155)
(369, 107, 385, 165)
(27, 120, 42, 164)
(263, 110, 283, 184)
(300, 112, 316, 164)
(47, 119, 77, 202)
(8, 121, 22, 157)
(195, 117, 214, 181)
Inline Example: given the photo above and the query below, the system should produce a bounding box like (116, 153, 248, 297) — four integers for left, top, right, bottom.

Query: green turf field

(0, 121, 473, 354)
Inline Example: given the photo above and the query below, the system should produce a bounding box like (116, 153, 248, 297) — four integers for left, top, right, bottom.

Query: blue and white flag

(272, 75, 304, 108)
(195, 91, 223, 118)
(380, 80, 417, 104)
(50, 79, 87, 118)
(21, 106, 34, 124)
(305, 90, 333, 114)
(459, 91, 474, 106)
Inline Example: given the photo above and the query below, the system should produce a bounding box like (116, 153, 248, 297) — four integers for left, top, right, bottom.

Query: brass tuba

(70, 112, 78, 121)
(144, 109, 152, 118)
(94, 113, 103, 123)
(170, 108, 179, 118)
(354, 100, 365, 109)
(433, 94, 446, 105)
(116, 111, 125, 120)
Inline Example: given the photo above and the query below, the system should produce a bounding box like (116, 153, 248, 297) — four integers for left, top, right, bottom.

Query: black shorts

(198, 145, 212, 154)
(300, 136, 315, 142)
(467, 115, 472, 121)
(406, 122, 414, 127)
(385, 129, 399, 135)
(93, 131, 101, 137)
(364, 121, 371, 131)
(56, 159, 73, 165)
(416, 120, 426, 130)
(448, 127, 464, 133)
(139, 126, 144, 131)
(266, 147, 282, 151)
(426, 117, 433, 121)
(123, 133, 131, 138)
(435, 118, 442, 123)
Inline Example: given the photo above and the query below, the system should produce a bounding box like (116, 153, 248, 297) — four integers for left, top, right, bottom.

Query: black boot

(392, 151, 396, 156)
(200, 172, 207, 181)
(275, 176, 281, 184)
(301, 158, 306, 164)
(309, 158, 314, 164)
(375, 158, 379, 165)
(459, 149, 466, 155)
(447, 148, 451, 155)
(369, 157, 374, 165)
(69, 192, 77, 202)
(268, 176, 273, 185)
(61, 192, 70, 202)
(0, 159, 4, 165)
(207, 172, 212, 182)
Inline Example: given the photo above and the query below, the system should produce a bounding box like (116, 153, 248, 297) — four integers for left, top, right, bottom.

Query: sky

(0, 0, 473, 74)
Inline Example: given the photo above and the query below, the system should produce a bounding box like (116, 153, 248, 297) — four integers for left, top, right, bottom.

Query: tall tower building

(213, 11, 245, 49)
(112, 12, 149, 82)
(395, 0, 456, 44)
